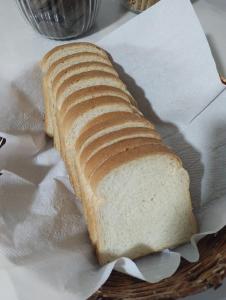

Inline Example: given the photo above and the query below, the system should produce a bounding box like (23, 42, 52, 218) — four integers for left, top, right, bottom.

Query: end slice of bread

(88, 144, 197, 264)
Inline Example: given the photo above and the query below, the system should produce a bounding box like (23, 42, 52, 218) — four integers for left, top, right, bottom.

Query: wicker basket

(90, 78, 226, 299)
(90, 226, 226, 299)
(123, 0, 159, 13)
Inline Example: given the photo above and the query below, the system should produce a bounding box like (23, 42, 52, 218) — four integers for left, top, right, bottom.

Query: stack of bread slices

(41, 42, 197, 265)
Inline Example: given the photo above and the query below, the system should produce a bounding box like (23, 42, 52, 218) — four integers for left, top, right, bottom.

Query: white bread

(43, 53, 113, 137)
(41, 42, 110, 73)
(47, 52, 112, 83)
(56, 71, 132, 108)
(59, 98, 138, 197)
(78, 140, 166, 245)
(50, 62, 120, 150)
(60, 86, 137, 119)
(79, 127, 161, 166)
(41, 43, 197, 265)
(52, 62, 118, 98)
(88, 144, 197, 264)
(60, 97, 139, 157)
(53, 71, 136, 150)
(75, 111, 155, 154)
(83, 137, 162, 179)
(42, 43, 111, 136)
(54, 86, 138, 152)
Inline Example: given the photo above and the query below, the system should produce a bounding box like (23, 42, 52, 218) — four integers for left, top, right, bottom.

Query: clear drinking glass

(16, 0, 101, 40)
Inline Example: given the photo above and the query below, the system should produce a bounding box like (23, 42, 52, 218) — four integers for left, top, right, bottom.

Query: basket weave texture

(125, 0, 159, 13)
(90, 226, 226, 299)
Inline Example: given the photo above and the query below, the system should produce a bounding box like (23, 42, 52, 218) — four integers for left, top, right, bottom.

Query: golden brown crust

(60, 86, 137, 114)
(56, 90, 137, 153)
(61, 96, 136, 137)
(56, 71, 127, 101)
(79, 127, 161, 166)
(90, 144, 180, 190)
(52, 61, 118, 94)
(42, 76, 53, 137)
(41, 42, 109, 72)
(84, 137, 162, 179)
(46, 52, 112, 82)
(75, 112, 155, 151)
(58, 99, 138, 200)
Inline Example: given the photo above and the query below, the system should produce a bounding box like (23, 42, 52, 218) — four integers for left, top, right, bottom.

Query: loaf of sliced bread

(41, 42, 197, 265)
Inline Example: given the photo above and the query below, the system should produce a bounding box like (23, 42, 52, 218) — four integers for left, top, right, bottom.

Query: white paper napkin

(0, 0, 226, 299)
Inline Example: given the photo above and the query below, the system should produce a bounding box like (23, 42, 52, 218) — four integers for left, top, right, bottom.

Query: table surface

(0, 0, 226, 299)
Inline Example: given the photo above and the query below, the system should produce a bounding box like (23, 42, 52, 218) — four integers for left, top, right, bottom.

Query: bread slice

(75, 111, 154, 155)
(84, 137, 162, 180)
(41, 42, 110, 73)
(54, 85, 138, 152)
(52, 62, 118, 98)
(79, 127, 161, 167)
(44, 53, 113, 137)
(59, 98, 138, 197)
(78, 139, 164, 245)
(53, 71, 136, 149)
(56, 71, 132, 108)
(47, 52, 112, 83)
(61, 86, 137, 116)
(59, 97, 138, 157)
(50, 62, 119, 147)
(87, 144, 197, 264)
